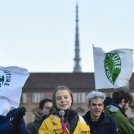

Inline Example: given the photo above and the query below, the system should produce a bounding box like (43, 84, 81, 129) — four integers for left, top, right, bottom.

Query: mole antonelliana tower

(73, 3, 81, 73)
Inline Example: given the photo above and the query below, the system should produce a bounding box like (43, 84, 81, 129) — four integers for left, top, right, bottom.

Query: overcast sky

(0, 0, 134, 72)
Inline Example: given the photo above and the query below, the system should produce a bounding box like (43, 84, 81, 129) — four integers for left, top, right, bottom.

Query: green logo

(0, 69, 11, 87)
(104, 52, 121, 85)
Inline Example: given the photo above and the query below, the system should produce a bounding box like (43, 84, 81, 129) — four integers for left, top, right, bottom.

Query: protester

(27, 98, 53, 134)
(0, 107, 28, 134)
(83, 91, 118, 134)
(39, 85, 90, 134)
(105, 89, 134, 134)
(104, 96, 113, 108)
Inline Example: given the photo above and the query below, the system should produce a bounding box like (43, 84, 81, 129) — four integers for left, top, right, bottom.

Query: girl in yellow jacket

(39, 85, 90, 134)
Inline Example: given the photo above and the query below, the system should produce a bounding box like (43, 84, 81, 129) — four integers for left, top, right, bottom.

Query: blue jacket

(0, 108, 28, 134)
(83, 111, 118, 134)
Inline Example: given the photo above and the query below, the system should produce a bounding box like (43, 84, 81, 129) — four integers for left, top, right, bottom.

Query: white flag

(93, 46, 133, 90)
(0, 66, 30, 115)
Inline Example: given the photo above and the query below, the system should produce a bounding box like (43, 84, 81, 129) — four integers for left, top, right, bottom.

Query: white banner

(0, 66, 30, 115)
(93, 46, 133, 90)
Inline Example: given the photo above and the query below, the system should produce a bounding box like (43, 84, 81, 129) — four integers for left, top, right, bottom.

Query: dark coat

(27, 113, 49, 134)
(0, 108, 28, 134)
(27, 113, 42, 134)
(83, 111, 118, 134)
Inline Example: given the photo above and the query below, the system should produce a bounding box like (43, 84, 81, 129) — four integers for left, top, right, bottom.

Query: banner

(93, 46, 133, 90)
(0, 66, 30, 115)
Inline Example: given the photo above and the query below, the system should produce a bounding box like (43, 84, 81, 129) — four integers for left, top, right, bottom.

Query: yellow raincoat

(39, 114, 90, 134)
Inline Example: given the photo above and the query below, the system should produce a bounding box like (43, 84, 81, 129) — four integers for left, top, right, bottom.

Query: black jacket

(83, 111, 118, 134)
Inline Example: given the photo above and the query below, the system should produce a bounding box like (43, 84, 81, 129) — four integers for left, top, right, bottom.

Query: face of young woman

(55, 89, 72, 110)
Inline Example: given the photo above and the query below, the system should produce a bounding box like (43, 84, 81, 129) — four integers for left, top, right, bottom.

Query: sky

(0, 0, 134, 73)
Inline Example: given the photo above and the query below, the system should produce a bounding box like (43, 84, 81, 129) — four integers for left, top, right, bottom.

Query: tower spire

(73, 3, 81, 73)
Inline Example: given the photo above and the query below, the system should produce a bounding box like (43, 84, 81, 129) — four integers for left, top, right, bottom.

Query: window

(21, 93, 27, 103)
(32, 92, 45, 103)
(73, 92, 86, 103)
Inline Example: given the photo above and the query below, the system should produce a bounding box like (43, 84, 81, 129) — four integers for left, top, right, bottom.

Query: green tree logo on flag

(104, 53, 121, 84)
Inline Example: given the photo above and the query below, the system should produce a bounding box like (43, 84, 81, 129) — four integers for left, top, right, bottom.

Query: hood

(106, 105, 119, 112)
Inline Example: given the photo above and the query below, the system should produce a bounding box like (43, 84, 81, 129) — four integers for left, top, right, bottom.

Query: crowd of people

(1, 85, 134, 134)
